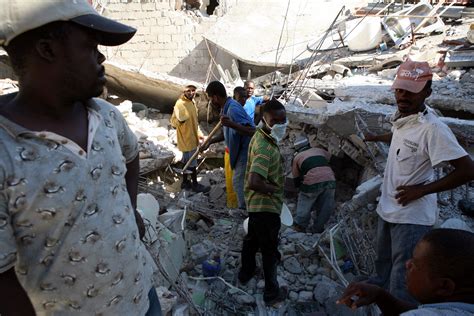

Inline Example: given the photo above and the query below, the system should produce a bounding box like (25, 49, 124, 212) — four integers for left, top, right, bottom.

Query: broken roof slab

(104, 62, 202, 113)
(203, 0, 368, 67)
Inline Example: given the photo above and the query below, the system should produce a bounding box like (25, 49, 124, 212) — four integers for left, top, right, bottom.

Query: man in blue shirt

(205, 81, 255, 210)
(233, 86, 247, 106)
(243, 81, 269, 124)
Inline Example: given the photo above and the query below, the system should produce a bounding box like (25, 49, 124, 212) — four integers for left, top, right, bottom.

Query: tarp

(203, 0, 368, 67)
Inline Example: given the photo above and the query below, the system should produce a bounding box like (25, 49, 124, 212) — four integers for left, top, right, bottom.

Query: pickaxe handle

(182, 121, 222, 171)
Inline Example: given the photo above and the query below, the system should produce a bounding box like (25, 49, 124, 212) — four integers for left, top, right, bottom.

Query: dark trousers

(145, 288, 162, 316)
(240, 212, 281, 298)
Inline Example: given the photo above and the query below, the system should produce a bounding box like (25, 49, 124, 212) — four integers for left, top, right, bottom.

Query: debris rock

(155, 287, 178, 315)
(440, 218, 472, 232)
(313, 276, 340, 305)
(283, 257, 303, 274)
(459, 199, 474, 218)
(289, 291, 299, 301)
(234, 294, 256, 305)
(190, 240, 215, 264)
(298, 290, 314, 302)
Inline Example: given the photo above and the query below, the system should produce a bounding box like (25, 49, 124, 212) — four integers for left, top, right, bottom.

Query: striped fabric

(245, 129, 284, 214)
(292, 147, 336, 193)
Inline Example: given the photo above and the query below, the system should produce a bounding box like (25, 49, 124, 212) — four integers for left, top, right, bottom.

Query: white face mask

(263, 117, 288, 143)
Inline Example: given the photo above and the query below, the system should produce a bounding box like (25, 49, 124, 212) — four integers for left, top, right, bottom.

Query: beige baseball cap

(0, 0, 136, 46)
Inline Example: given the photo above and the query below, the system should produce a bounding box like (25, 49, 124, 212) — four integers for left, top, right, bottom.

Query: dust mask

(263, 117, 288, 143)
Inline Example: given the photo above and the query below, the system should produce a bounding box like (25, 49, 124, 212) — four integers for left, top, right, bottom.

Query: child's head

(405, 228, 474, 304)
(233, 86, 247, 106)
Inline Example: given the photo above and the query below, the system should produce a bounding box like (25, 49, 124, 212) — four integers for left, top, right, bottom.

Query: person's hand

(363, 132, 377, 142)
(134, 209, 146, 241)
(337, 282, 382, 310)
(199, 135, 207, 145)
(395, 184, 427, 206)
(220, 115, 233, 127)
(200, 141, 210, 151)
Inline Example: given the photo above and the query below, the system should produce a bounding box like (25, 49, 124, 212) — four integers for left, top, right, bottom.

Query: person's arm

(396, 155, 474, 206)
(0, 268, 35, 315)
(201, 130, 224, 151)
(337, 282, 416, 316)
(293, 176, 302, 188)
(220, 115, 255, 136)
(291, 158, 302, 188)
(125, 155, 145, 239)
(246, 144, 277, 194)
(247, 172, 278, 194)
(175, 101, 189, 123)
(364, 132, 392, 144)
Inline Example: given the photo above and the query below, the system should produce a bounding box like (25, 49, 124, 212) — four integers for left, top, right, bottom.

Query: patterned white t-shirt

(0, 98, 155, 315)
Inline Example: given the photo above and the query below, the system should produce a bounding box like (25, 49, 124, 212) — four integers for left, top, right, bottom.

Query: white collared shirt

(377, 107, 467, 225)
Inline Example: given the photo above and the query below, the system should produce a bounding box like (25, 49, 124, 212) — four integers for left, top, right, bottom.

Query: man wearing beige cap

(0, 1, 161, 315)
(365, 59, 474, 303)
(170, 84, 210, 193)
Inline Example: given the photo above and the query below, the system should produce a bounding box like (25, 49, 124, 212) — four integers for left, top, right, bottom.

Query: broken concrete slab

(445, 49, 474, 68)
(333, 75, 474, 115)
(105, 62, 202, 113)
(382, 2, 445, 48)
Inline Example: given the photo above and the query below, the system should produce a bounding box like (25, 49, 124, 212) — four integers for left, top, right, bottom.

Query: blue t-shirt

(243, 96, 264, 120)
(223, 97, 254, 169)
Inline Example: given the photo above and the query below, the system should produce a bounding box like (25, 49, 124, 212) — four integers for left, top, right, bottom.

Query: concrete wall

(98, 0, 238, 83)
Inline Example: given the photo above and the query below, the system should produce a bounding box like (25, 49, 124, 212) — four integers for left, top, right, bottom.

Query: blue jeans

(370, 217, 432, 303)
(232, 151, 248, 209)
(145, 288, 162, 316)
(181, 148, 197, 168)
(294, 188, 335, 233)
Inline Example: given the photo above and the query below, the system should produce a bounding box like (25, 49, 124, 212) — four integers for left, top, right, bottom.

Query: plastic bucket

(345, 17, 382, 52)
(281, 203, 293, 226)
(243, 203, 293, 235)
(243, 217, 249, 235)
(137, 193, 160, 228)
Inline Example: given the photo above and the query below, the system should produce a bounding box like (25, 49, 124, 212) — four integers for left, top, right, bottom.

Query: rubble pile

(1, 2, 473, 315)
(116, 100, 177, 174)
(145, 8, 474, 313)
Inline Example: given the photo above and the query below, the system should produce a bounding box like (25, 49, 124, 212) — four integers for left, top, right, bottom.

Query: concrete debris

(440, 218, 472, 232)
(382, 2, 445, 49)
(283, 257, 303, 275)
(117, 100, 176, 173)
(0, 78, 18, 95)
(459, 199, 474, 218)
(313, 276, 341, 305)
(155, 286, 179, 315)
(445, 48, 474, 68)
(1, 3, 473, 315)
(468, 24, 474, 44)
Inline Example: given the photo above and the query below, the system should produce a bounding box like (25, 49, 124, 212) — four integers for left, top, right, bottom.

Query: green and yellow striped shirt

(245, 128, 284, 214)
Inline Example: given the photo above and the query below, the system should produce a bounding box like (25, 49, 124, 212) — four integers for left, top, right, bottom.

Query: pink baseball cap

(391, 59, 433, 93)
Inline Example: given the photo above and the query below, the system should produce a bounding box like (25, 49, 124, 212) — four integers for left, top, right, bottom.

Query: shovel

(174, 121, 222, 175)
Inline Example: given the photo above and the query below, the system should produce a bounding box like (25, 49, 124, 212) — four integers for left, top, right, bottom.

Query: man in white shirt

(365, 59, 474, 303)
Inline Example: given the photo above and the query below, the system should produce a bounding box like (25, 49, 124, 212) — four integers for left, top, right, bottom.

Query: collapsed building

(1, 0, 473, 315)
